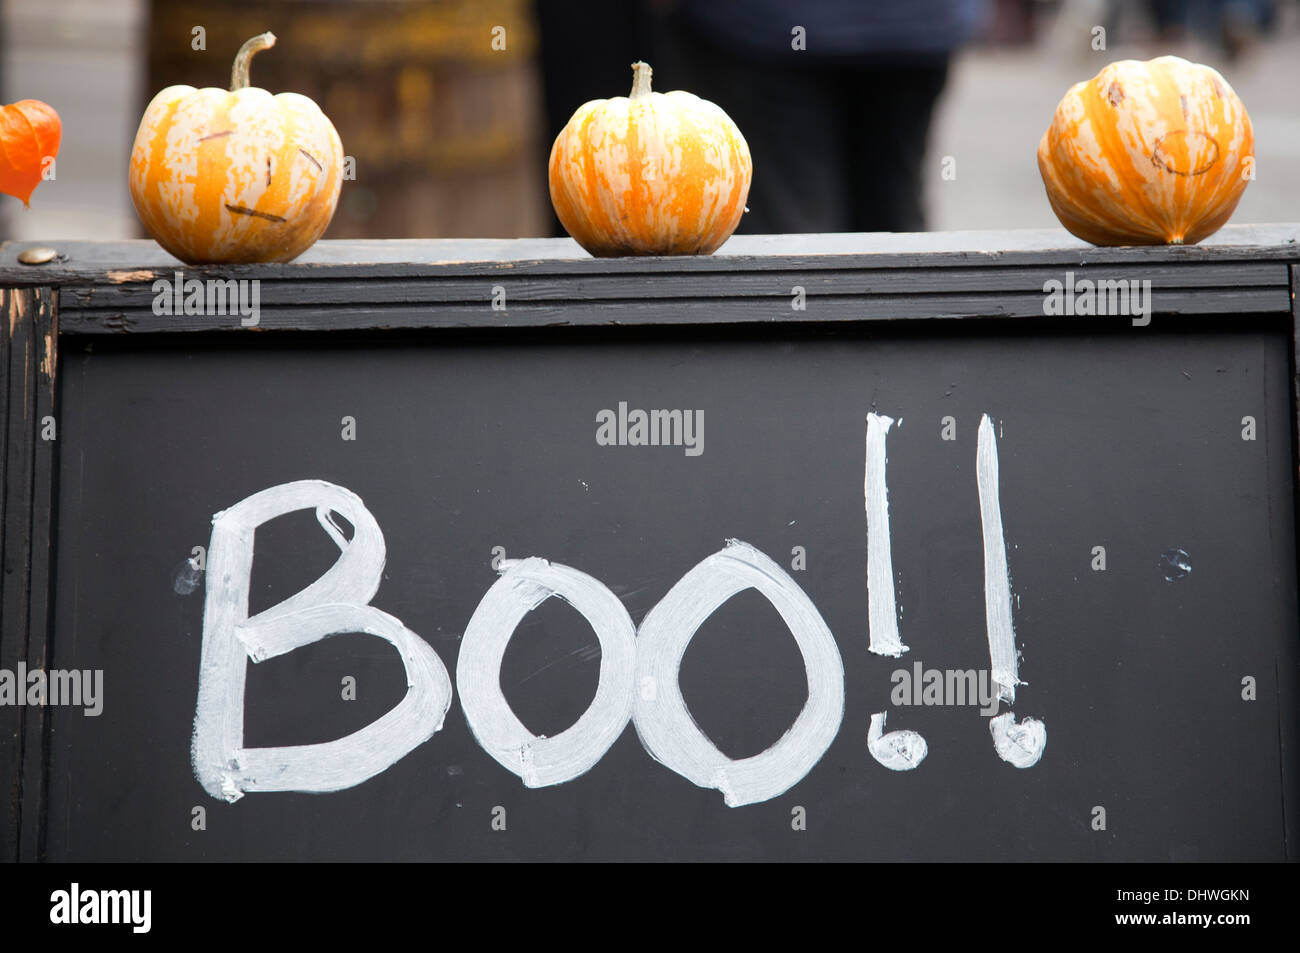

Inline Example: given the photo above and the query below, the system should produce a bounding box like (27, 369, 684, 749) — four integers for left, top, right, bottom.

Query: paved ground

(2, 0, 1298, 242)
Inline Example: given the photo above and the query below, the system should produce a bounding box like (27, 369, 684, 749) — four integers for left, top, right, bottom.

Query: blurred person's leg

(659, 27, 853, 235)
(842, 62, 951, 233)
(1220, 0, 1277, 59)
(1149, 0, 1193, 34)
(535, 0, 660, 237)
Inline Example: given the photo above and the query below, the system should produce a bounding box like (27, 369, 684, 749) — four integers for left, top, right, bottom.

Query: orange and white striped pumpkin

(129, 33, 344, 265)
(549, 62, 752, 257)
(1038, 56, 1253, 246)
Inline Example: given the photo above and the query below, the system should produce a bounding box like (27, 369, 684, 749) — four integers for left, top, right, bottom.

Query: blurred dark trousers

(667, 34, 951, 234)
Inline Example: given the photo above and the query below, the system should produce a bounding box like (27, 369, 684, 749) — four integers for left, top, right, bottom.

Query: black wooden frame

(2, 227, 1299, 862)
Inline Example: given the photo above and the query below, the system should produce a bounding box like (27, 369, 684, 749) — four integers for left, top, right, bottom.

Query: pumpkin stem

(629, 61, 653, 99)
(231, 32, 277, 91)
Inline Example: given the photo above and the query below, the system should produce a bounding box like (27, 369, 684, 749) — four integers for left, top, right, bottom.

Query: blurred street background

(2, 0, 1298, 243)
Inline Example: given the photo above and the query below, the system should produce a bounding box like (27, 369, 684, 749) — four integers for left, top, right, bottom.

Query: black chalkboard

(3, 229, 1299, 862)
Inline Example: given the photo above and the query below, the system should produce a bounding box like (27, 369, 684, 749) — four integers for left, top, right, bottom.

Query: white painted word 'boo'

(192, 480, 842, 807)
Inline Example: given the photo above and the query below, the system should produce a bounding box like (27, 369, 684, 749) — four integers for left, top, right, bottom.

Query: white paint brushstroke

(976, 414, 1020, 703)
(866, 413, 908, 657)
(192, 480, 451, 802)
(976, 417, 1047, 768)
(989, 713, 1046, 769)
(867, 711, 927, 771)
(864, 414, 927, 770)
(632, 539, 845, 807)
(456, 557, 636, 788)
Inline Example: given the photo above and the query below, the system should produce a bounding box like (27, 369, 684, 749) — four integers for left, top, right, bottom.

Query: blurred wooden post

(147, 0, 549, 239)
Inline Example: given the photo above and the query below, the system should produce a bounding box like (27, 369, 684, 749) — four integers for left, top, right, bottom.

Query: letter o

(456, 557, 637, 787)
(633, 539, 845, 806)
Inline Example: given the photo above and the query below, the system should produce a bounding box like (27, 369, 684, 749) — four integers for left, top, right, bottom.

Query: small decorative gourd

(549, 61, 752, 257)
(1038, 55, 1253, 246)
(129, 32, 344, 264)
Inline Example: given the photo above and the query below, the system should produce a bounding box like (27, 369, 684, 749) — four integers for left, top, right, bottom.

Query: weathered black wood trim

(1288, 263, 1300, 862)
(0, 234, 1281, 336)
(2, 226, 1299, 279)
(0, 287, 55, 863)
(61, 262, 1286, 307)
(0, 288, 13, 863)
(58, 288, 1294, 335)
(1293, 265, 1300, 503)
(19, 290, 57, 863)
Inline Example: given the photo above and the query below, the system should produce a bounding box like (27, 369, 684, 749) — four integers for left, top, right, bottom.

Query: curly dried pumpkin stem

(629, 61, 653, 99)
(231, 32, 276, 91)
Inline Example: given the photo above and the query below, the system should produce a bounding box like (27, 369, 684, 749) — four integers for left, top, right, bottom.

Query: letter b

(192, 480, 452, 801)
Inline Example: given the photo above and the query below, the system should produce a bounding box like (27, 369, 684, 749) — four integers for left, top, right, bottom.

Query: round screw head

(17, 246, 58, 265)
